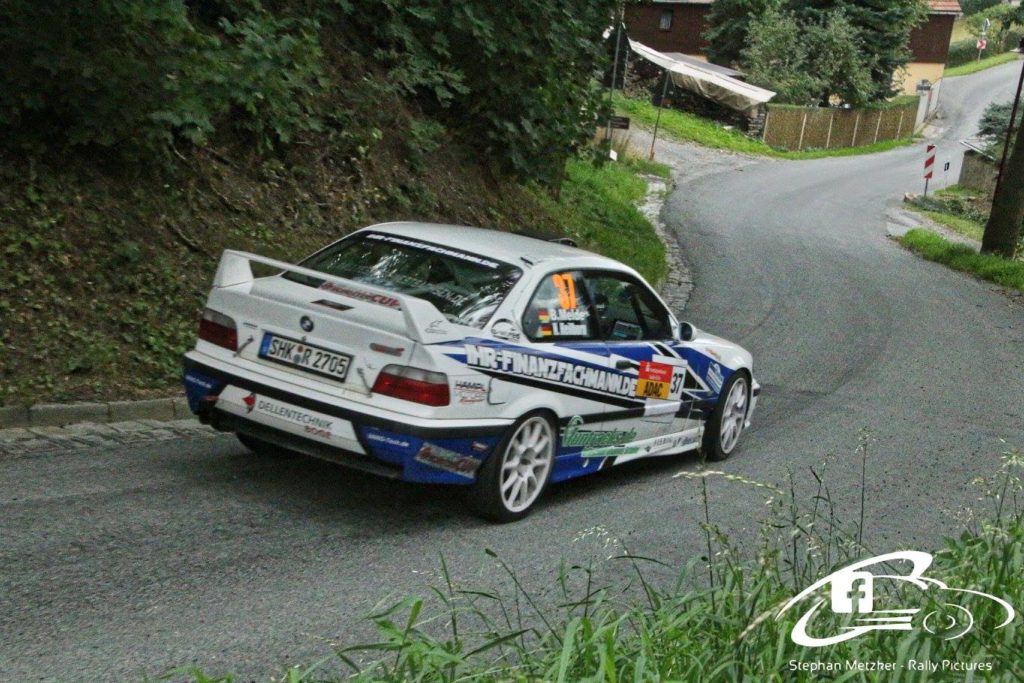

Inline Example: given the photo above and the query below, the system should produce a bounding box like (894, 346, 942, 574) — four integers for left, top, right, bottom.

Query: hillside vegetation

(0, 0, 674, 406)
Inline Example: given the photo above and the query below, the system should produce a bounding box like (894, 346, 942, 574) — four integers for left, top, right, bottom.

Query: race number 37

(551, 273, 577, 309)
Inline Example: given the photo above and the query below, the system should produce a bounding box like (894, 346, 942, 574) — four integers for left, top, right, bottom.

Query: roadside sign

(924, 144, 935, 180)
(977, 38, 987, 51)
(610, 116, 630, 130)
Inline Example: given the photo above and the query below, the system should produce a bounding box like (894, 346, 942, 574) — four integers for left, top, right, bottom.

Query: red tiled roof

(928, 0, 962, 13)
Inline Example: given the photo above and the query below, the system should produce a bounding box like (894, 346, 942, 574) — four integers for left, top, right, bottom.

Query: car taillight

(372, 365, 450, 406)
(198, 308, 238, 351)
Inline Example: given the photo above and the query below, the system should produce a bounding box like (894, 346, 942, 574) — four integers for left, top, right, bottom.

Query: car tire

(237, 433, 295, 458)
(701, 371, 750, 462)
(467, 412, 556, 523)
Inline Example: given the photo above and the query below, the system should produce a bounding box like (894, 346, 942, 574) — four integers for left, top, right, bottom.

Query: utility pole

(982, 41, 1024, 257)
(983, 41, 1024, 258)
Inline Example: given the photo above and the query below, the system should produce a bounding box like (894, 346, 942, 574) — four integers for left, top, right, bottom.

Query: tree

(741, 9, 823, 105)
(982, 117, 1024, 257)
(805, 10, 875, 106)
(786, 0, 928, 100)
(704, 0, 780, 68)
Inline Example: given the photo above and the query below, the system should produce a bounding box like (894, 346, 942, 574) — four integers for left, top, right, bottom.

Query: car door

(578, 270, 696, 444)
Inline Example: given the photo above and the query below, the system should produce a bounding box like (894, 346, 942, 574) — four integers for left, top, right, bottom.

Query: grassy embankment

(902, 186, 1024, 292)
(174, 443, 1024, 682)
(945, 52, 1020, 78)
(0, 153, 667, 406)
(615, 96, 917, 160)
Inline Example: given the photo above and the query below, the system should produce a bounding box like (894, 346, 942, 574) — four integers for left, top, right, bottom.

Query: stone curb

(1, 397, 190, 429)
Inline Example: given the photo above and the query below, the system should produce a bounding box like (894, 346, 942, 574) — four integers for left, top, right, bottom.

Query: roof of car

(364, 221, 624, 270)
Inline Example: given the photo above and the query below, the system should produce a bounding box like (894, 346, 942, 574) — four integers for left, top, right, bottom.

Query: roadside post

(978, 18, 990, 61)
(649, 69, 671, 161)
(924, 144, 935, 197)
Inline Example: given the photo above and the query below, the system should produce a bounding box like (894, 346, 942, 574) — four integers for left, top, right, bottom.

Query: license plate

(259, 333, 352, 382)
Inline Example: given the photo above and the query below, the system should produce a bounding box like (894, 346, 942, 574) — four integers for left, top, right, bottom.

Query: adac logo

(243, 392, 256, 414)
(776, 551, 1015, 647)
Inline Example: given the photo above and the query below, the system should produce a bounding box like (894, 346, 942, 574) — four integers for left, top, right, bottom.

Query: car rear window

(284, 231, 523, 329)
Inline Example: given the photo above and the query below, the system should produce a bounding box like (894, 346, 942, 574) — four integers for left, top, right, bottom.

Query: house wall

(899, 62, 948, 95)
(909, 14, 957, 64)
(624, 3, 710, 55)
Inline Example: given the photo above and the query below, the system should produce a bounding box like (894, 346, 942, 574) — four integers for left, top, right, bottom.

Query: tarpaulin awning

(629, 40, 776, 113)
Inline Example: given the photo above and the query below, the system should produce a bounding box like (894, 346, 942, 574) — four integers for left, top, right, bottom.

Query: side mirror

(678, 321, 696, 342)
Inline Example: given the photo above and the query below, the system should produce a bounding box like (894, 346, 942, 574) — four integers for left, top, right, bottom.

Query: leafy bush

(947, 38, 982, 67)
(0, 1, 328, 160)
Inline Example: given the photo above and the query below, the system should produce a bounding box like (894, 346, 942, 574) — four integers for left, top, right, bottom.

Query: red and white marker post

(923, 144, 935, 197)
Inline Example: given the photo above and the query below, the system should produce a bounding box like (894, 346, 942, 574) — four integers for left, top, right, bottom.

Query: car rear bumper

(183, 352, 511, 484)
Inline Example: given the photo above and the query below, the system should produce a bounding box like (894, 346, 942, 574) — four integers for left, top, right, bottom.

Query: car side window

(521, 271, 596, 342)
(582, 271, 672, 341)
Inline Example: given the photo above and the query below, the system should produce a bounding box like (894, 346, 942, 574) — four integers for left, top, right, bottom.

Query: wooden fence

(762, 100, 919, 151)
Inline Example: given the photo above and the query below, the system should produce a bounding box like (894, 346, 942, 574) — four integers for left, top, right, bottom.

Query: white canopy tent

(629, 40, 775, 114)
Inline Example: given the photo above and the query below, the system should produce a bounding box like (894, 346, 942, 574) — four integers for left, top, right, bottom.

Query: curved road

(2, 64, 1023, 681)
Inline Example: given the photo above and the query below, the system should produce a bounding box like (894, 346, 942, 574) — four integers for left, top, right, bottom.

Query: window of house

(659, 9, 673, 31)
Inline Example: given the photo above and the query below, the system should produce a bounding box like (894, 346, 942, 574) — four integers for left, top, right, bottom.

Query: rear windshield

(284, 231, 523, 329)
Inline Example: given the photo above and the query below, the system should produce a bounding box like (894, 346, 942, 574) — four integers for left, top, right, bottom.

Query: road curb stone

(1, 397, 180, 430)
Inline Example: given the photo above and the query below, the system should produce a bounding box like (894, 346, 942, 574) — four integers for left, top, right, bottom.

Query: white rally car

(183, 223, 759, 521)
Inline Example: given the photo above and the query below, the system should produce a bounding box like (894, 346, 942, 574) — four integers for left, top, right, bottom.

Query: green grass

(935, 184, 985, 200)
(174, 444, 1024, 682)
(533, 157, 668, 285)
(901, 228, 1024, 291)
(920, 210, 986, 241)
(615, 95, 916, 159)
(945, 52, 1020, 77)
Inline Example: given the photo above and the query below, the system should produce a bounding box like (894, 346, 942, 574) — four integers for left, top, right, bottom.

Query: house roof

(928, 0, 962, 15)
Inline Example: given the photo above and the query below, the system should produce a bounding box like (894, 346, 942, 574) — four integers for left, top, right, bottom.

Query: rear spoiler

(212, 250, 471, 344)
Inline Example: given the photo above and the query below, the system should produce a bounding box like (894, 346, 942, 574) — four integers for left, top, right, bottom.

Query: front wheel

(468, 413, 556, 523)
(701, 372, 750, 462)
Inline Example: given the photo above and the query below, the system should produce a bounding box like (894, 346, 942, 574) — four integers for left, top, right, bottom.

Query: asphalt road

(3, 64, 1024, 682)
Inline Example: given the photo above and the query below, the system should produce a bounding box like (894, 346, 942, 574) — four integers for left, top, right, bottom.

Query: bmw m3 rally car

(182, 222, 759, 521)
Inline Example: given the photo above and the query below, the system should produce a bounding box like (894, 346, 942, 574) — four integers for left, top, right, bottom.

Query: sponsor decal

(253, 397, 334, 439)
(635, 360, 674, 400)
(490, 319, 521, 342)
(560, 415, 637, 449)
(319, 281, 401, 309)
(365, 232, 500, 269)
(425, 320, 448, 335)
(706, 362, 724, 393)
(454, 380, 487, 404)
(414, 443, 480, 478)
(774, 551, 1014, 649)
(704, 347, 722, 361)
(243, 392, 256, 414)
(465, 344, 639, 399)
(581, 444, 642, 458)
(365, 432, 410, 449)
(471, 441, 490, 453)
(185, 374, 215, 390)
